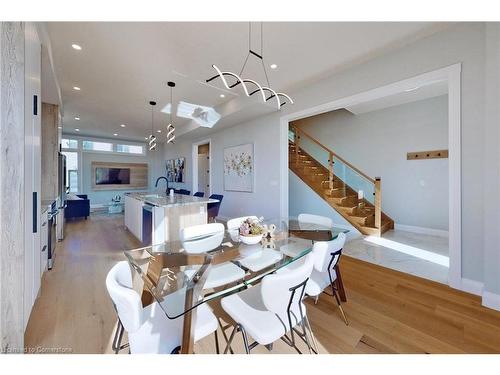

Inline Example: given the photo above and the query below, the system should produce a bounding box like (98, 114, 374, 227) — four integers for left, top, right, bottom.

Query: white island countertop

(124, 192, 218, 208)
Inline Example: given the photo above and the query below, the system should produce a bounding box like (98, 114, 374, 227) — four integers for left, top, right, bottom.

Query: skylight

(161, 101, 221, 128)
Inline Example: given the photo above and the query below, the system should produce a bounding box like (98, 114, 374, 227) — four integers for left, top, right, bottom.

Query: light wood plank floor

(25, 214, 500, 354)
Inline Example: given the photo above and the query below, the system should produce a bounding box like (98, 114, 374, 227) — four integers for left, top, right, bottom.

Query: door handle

(33, 192, 38, 233)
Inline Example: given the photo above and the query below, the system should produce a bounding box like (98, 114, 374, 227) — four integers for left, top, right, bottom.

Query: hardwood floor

(25, 214, 500, 354)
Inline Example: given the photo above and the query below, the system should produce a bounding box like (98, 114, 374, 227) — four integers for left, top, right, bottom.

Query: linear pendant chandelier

(206, 22, 293, 110)
(148, 101, 157, 151)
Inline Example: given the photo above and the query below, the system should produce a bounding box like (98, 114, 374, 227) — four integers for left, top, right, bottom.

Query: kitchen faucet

(155, 176, 170, 194)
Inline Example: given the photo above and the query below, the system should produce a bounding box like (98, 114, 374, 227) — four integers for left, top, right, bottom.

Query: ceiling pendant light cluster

(206, 22, 293, 110)
(148, 101, 157, 151)
(166, 81, 176, 144)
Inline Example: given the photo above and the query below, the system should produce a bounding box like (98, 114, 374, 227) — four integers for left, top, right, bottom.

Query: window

(61, 138, 78, 149)
(68, 170, 78, 193)
(82, 140, 113, 152)
(62, 151, 78, 193)
(116, 144, 144, 155)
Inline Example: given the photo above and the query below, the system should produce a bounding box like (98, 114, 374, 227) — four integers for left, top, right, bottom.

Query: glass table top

(124, 217, 348, 319)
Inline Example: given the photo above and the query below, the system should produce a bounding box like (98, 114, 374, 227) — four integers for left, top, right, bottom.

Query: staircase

(289, 127, 394, 236)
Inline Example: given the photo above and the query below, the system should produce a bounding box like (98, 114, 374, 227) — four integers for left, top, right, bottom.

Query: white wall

(292, 95, 449, 231)
(482, 24, 500, 306)
(164, 116, 282, 220)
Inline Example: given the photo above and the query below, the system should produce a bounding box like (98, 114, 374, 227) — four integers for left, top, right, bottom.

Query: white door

(198, 154, 210, 196)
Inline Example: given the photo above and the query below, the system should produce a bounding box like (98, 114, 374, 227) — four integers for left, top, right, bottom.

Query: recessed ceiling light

(113, 133, 118, 136)
(157, 130, 162, 133)
(72, 44, 82, 50)
(120, 124, 126, 128)
(58, 126, 62, 129)
(73, 86, 81, 91)
(74, 117, 80, 120)
(270, 64, 278, 69)
(405, 86, 420, 92)
(219, 94, 225, 98)
(145, 137, 148, 140)
(75, 128, 80, 132)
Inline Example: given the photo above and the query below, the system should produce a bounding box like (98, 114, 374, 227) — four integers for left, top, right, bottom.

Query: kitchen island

(124, 192, 218, 245)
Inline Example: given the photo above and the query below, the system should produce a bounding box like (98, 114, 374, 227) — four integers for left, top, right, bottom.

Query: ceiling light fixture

(74, 117, 80, 120)
(73, 86, 81, 91)
(270, 64, 278, 69)
(166, 81, 176, 144)
(75, 128, 80, 132)
(113, 133, 118, 136)
(71, 44, 82, 50)
(148, 101, 157, 151)
(405, 86, 420, 92)
(120, 124, 126, 128)
(206, 22, 293, 110)
(219, 94, 225, 98)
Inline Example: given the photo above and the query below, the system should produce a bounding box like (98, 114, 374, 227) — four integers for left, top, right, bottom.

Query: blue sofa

(65, 194, 90, 220)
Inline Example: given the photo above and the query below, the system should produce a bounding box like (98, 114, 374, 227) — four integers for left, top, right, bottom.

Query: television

(95, 167, 130, 185)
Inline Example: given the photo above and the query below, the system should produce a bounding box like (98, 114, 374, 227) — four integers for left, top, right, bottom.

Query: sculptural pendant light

(166, 81, 176, 144)
(148, 101, 157, 151)
(206, 22, 293, 110)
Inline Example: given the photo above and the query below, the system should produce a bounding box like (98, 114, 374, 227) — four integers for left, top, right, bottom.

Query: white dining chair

(180, 223, 245, 289)
(220, 253, 318, 354)
(298, 213, 333, 229)
(180, 223, 225, 253)
(106, 261, 219, 354)
(305, 232, 348, 325)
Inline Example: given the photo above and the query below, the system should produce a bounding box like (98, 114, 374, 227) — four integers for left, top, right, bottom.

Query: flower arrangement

(239, 217, 264, 237)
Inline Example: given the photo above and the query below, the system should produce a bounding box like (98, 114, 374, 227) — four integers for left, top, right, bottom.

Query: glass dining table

(124, 217, 348, 353)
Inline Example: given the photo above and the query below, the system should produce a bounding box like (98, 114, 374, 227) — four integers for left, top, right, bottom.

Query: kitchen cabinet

(124, 194, 143, 241)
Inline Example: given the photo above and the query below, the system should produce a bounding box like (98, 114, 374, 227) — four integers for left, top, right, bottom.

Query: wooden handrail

(291, 126, 376, 184)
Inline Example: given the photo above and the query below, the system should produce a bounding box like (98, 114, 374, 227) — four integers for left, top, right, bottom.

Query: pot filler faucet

(155, 176, 170, 194)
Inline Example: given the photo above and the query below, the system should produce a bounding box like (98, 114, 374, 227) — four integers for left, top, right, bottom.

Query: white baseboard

(394, 223, 449, 238)
(460, 278, 484, 296)
(483, 291, 500, 311)
(455, 279, 500, 311)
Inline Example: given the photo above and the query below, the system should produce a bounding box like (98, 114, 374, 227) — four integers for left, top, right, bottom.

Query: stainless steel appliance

(142, 204, 153, 246)
(57, 152, 67, 241)
(47, 201, 58, 270)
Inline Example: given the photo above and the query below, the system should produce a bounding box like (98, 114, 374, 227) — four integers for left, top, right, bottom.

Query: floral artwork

(223, 143, 254, 192)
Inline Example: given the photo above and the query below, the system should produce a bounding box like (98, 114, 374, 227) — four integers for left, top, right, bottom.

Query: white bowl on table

(239, 234, 263, 245)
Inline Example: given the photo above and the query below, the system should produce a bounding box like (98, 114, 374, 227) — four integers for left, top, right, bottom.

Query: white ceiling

(46, 22, 450, 141)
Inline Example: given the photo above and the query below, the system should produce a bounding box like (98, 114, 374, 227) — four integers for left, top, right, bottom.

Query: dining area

(106, 214, 349, 354)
